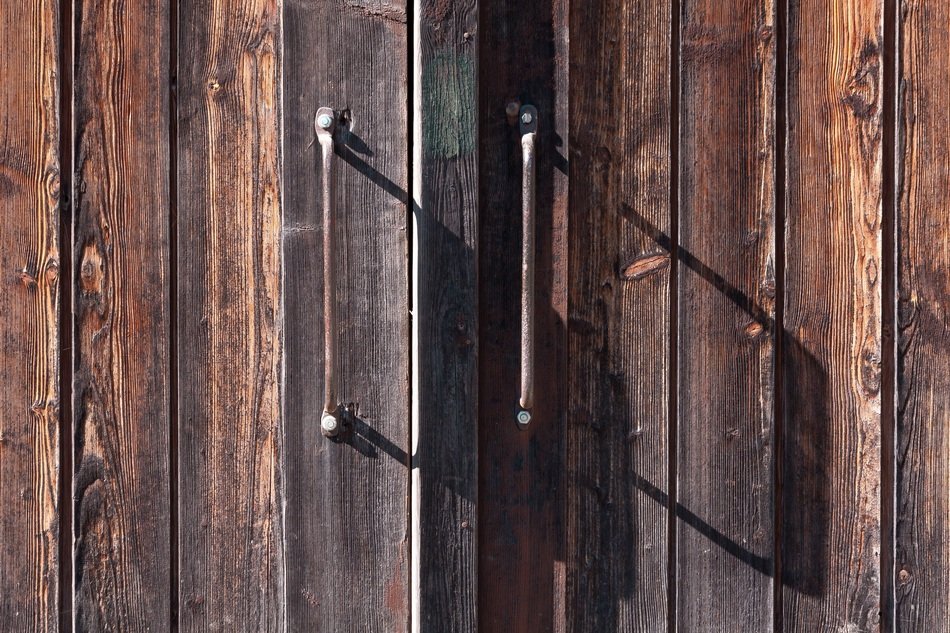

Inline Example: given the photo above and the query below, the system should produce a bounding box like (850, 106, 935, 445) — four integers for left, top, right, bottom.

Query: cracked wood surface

(0, 0, 61, 629)
(566, 0, 671, 629)
(72, 0, 172, 629)
(677, 0, 777, 629)
(785, 0, 884, 630)
(896, 1, 950, 629)
(177, 0, 284, 629)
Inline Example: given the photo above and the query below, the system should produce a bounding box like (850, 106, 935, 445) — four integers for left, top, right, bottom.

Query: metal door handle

(315, 107, 341, 437)
(517, 105, 538, 428)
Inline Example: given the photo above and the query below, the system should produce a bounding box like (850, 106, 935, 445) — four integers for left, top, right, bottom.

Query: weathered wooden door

(474, 1, 948, 632)
(1, 0, 949, 631)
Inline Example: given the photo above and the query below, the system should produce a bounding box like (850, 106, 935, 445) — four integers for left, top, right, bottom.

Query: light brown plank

(0, 0, 62, 629)
(72, 0, 171, 629)
(784, 0, 883, 629)
(177, 0, 284, 629)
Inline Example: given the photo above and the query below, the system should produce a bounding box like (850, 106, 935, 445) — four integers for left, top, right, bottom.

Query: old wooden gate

(1, 0, 947, 630)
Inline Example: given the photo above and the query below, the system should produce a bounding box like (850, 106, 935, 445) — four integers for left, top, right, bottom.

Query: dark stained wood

(477, 0, 568, 629)
(412, 0, 479, 629)
(282, 0, 410, 630)
(896, 1, 950, 629)
(176, 0, 284, 629)
(565, 0, 671, 629)
(784, 0, 883, 629)
(71, 0, 171, 629)
(0, 0, 61, 629)
(676, 1, 776, 629)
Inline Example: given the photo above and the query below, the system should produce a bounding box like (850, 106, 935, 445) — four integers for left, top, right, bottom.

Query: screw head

(321, 412, 339, 436)
(317, 113, 334, 130)
(520, 112, 534, 125)
(516, 410, 531, 427)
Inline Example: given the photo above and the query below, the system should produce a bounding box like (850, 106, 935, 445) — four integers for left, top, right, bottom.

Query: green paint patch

(422, 52, 476, 158)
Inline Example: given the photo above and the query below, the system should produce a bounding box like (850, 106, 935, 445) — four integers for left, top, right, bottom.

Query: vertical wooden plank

(0, 0, 61, 629)
(282, 0, 410, 630)
(676, 0, 776, 629)
(72, 0, 171, 629)
(412, 0, 479, 629)
(896, 1, 950, 629)
(477, 0, 568, 629)
(177, 0, 283, 629)
(785, 0, 883, 629)
(566, 0, 670, 629)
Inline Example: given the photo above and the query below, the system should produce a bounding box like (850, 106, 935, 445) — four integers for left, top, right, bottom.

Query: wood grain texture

(176, 0, 284, 629)
(565, 0, 671, 629)
(785, 0, 883, 630)
(477, 0, 568, 629)
(412, 0, 479, 629)
(282, 0, 410, 630)
(0, 0, 61, 629)
(677, 0, 776, 629)
(896, 1, 950, 629)
(72, 0, 171, 629)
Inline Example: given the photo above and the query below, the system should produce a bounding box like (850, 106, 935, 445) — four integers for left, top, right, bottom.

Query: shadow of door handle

(315, 107, 341, 438)
(518, 105, 538, 428)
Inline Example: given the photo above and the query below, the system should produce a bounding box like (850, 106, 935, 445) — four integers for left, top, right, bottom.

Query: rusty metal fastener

(506, 100, 521, 125)
(518, 105, 538, 426)
(321, 411, 340, 437)
(315, 107, 341, 437)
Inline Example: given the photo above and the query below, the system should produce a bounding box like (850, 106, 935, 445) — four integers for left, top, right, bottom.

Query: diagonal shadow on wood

(620, 203, 829, 598)
(302, 90, 830, 625)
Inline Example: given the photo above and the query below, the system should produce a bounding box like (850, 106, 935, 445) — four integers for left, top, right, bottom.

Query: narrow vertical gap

(880, 0, 899, 629)
(168, 0, 180, 629)
(57, 0, 75, 627)
(409, 0, 423, 629)
(772, 0, 788, 630)
(405, 1, 415, 632)
(667, 0, 681, 630)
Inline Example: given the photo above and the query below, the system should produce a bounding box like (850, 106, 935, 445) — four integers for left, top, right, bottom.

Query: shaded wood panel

(477, 0, 568, 629)
(784, 0, 883, 629)
(896, 0, 950, 629)
(412, 0, 479, 629)
(676, 0, 777, 629)
(72, 0, 171, 629)
(282, 0, 410, 630)
(176, 0, 284, 629)
(565, 0, 671, 629)
(0, 0, 62, 629)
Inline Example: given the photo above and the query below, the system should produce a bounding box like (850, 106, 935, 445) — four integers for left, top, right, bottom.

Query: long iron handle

(518, 105, 538, 427)
(315, 107, 340, 437)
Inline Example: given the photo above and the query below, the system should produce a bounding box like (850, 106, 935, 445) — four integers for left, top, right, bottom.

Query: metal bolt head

(520, 111, 534, 125)
(317, 113, 334, 130)
(516, 410, 531, 427)
(321, 412, 339, 437)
